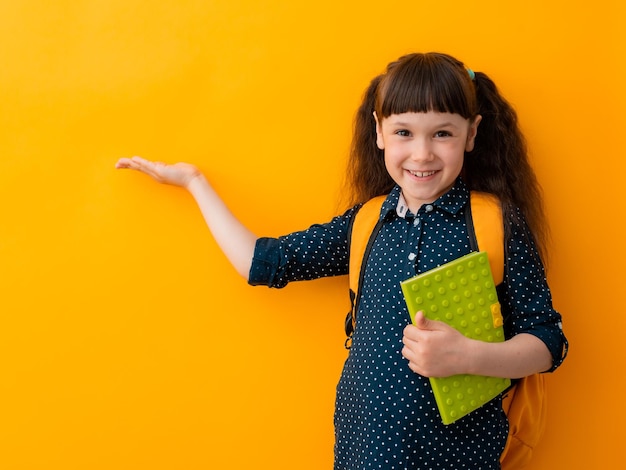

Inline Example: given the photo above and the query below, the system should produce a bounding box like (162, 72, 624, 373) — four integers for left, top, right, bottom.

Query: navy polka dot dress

(248, 180, 566, 469)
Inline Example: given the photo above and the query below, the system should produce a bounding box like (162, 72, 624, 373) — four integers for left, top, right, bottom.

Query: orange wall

(0, 1, 624, 468)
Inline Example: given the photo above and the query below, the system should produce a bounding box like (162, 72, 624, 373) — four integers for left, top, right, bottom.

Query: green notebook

(400, 251, 511, 425)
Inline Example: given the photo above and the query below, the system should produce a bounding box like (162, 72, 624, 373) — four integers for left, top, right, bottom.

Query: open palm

(115, 156, 201, 188)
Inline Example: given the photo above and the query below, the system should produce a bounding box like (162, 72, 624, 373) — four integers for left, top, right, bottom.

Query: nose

(410, 138, 434, 162)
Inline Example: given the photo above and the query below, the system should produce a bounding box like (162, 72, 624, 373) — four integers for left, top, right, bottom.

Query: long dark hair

(344, 52, 549, 262)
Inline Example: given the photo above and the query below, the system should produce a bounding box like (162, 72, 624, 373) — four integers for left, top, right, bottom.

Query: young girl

(116, 52, 567, 469)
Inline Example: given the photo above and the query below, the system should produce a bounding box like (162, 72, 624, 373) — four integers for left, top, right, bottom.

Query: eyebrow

(389, 120, 460, 129)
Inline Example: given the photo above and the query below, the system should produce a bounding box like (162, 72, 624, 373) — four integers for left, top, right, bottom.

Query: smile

(408, 170, 436, 177)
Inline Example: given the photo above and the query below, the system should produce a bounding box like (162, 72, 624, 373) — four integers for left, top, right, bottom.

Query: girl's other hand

(402, 311, 470, 378)
(115, 156, 202, 189)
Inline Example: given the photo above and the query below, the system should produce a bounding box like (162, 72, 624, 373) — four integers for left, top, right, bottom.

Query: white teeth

(409, 170, 436, 177)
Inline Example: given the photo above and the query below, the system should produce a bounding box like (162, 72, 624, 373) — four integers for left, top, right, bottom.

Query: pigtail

(345, 75, 394, 207)
(465, 72, 549, 262)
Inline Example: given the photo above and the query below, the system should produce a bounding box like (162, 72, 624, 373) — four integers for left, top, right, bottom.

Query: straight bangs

(376, 53, 476, 120)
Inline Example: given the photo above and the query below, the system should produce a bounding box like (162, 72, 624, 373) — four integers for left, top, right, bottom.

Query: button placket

(408, 213, 422, 265)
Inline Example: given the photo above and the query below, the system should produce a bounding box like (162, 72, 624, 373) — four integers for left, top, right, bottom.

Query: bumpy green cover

(400, 251, 511, 425)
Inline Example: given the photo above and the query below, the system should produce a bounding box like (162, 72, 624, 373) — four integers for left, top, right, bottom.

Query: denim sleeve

(248, 206, 359, 288)
(500, 209, 568, 372)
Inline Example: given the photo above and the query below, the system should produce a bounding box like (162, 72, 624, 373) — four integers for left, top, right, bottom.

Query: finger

(122, 157, 161, 178)
(403, 324, 415, 341)
(402, 346, 422, 374)
(115, 157, 133, 169)
(401, 344, 415, 362)
(130, 156, 150, 164)
(414, 311, 437, 331)
(116, 156, 149, 170)
(414, 311, 428, 329)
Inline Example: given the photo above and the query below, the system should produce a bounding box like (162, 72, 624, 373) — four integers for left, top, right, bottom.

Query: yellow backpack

(345, 192, 547, 469)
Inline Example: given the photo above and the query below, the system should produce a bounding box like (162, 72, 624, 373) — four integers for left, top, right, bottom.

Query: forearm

(186, 174, 257, 279)
(465, 333, 552, 379)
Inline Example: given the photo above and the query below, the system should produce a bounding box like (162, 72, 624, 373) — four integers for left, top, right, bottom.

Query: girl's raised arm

(115, 156, 257, 279)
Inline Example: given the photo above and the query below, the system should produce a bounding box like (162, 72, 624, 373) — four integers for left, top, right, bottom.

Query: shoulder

(350, 189, 400, 234)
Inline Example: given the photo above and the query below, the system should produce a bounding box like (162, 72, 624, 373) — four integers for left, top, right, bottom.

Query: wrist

(185, 171, 207, 192)
(463, 338, 484, 376)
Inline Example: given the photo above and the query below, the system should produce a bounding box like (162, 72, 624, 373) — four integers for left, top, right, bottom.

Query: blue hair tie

(467, 68, 475, 81)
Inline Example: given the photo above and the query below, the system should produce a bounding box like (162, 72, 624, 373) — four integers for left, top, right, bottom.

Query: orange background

(1, 1, 624, 468)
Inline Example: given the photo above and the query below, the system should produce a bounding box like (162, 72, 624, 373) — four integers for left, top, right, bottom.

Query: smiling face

(375, 111, 481, 213)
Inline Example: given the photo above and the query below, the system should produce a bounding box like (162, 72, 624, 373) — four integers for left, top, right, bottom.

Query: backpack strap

(344, 195, 386, 348)
(466, 192, 504, 285)
(348, 195, 387, 296)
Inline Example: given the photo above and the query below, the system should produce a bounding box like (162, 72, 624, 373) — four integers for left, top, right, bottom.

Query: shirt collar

(380, 179, 470, 220)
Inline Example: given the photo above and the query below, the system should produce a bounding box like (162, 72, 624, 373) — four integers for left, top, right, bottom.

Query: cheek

(383, 143, 404, 161)
(444, 149, 465, 171)
(383, 153, 401, 180)
(383, 150, 401, 171)
(455, 154, 465, 170)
